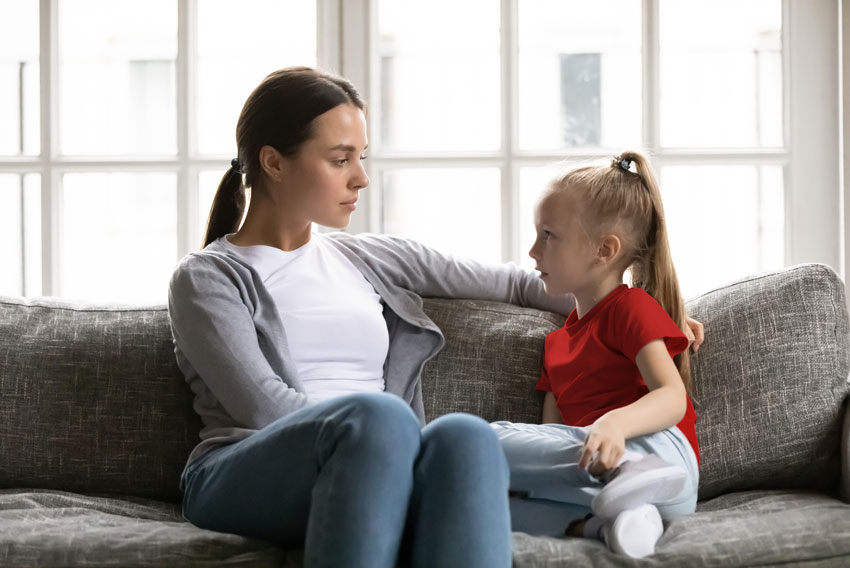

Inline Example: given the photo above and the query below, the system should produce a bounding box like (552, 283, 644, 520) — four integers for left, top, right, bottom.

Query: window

(352, 0, 840, 300)
(1, 0, 317, 302)
(2, 1, 841, 303)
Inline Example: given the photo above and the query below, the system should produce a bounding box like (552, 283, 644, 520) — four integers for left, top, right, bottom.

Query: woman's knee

(328, 392, 421, 457)
(425, 413, 507, 465)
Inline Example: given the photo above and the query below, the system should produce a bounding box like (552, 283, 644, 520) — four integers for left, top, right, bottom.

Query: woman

(167, 66, 703, 567)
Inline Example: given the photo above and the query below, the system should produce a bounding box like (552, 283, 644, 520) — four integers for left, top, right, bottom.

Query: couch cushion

(511, 490, 850, 567)
(0, 489, 296, 567)
(685, 263, 850, 500)
(0, 297, 198, 502)
(420, 298, 565, 424)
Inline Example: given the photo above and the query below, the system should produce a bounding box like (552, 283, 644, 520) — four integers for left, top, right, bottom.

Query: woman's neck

(229, 194, 312, 251)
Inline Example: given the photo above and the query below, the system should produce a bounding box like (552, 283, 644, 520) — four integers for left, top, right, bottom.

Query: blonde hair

(552, 150, 691, 391)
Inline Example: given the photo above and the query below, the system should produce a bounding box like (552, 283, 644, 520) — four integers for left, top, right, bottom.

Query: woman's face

(276, 103, 370, 229)
(528, 189, 598, 296)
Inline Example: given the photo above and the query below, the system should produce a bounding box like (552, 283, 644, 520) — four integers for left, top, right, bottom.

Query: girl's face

(277, 103, 369, 229)
(528, 189, 599, 296)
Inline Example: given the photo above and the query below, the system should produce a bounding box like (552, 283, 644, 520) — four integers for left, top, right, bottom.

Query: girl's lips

(341, 202, 357, 211)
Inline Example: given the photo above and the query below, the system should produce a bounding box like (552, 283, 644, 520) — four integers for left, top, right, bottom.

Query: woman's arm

(541, 392, 565, 424)
(578, 339, 687, 471)
(168, 255, 311, 430)
(335, 232, 575, 315)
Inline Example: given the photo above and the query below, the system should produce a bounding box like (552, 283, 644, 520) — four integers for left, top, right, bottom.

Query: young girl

(492, 152, 701, 559)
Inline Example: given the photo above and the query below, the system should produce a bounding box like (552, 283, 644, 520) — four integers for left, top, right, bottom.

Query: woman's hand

(579, 415, 626, 477)
(684, 316, 704, 353)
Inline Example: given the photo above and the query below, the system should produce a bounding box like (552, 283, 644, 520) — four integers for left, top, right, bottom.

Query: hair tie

(231, 158, 243, 174)
(618, 158, 632, 172)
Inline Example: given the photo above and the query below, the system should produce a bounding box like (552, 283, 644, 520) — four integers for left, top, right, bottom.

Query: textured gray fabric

(684, 264, 849, 500)
(0, 263, 848, 566)
(841, 397, 850, 503)
(420, 298, 565, 424)
(0, 489, 297, 567)
(0, 297, 199, 502)
(512, 490, 850, 567)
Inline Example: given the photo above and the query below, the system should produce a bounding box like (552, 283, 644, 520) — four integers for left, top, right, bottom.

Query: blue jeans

(491, 422, 700, 537)
(182, 392, 512, 568)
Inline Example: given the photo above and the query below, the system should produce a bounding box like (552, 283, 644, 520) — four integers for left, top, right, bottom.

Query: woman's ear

(258, 145, 285, 181)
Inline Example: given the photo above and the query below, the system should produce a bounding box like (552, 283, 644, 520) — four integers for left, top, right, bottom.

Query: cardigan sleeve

(167, 254, 311, 430)
(337, 233, 575, 316)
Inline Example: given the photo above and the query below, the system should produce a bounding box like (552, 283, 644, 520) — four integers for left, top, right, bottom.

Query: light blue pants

(183, 393, 512, 568)
(490, 421, 700, 537)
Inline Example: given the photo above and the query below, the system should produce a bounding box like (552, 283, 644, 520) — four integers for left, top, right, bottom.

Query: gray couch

(1, 262, 849, 567)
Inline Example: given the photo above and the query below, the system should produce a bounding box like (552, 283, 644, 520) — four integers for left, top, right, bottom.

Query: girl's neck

(572, 273, 625, 319)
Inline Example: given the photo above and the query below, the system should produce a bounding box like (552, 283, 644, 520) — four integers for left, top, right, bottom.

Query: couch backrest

(1, 263, 847, 503)
(0, 298, 199, 502)
(684, 263, 849, 500)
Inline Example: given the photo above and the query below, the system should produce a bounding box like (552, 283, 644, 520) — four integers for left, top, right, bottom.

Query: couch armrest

(841, 395, 850, 503)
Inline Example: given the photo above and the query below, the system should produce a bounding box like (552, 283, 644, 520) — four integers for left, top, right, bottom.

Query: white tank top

(219, 232, 389, 403)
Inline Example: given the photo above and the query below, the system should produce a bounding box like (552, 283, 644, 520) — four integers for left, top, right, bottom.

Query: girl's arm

(542, 392, 565, 424)
(578, 339, 687, 471)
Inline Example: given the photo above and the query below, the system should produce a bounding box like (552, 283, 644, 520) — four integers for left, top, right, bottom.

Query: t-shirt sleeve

(614, 288, 689, 362)
(535, 364, 551, 392)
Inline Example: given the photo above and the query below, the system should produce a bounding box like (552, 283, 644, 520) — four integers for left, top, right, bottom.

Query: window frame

(0, 0, 841, 297)
(340, 0, 842, 287)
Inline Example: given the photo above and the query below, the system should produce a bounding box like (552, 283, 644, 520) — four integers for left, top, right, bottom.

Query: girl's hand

(579, 416, 626, 476)
(684, 316, 704, 353)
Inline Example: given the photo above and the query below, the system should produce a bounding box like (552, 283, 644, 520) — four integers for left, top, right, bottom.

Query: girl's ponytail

(617, 152, 691, 391)
(202, 161, 247, 248)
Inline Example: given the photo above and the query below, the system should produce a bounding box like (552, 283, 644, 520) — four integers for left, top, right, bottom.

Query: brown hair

(202, 66, 366, 247)
(553, 151, 691, 390)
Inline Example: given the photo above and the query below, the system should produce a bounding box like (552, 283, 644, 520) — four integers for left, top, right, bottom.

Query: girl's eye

(542, 230, 553, 239)
(360, 155, 368, 161)
(335, 159, 348, 166)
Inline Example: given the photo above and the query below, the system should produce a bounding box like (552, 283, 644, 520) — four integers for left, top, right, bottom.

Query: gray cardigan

(167, 232, 575, 469)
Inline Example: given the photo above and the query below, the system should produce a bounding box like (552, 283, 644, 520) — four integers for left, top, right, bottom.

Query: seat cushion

(511, 490, 850, 567)
(0, 489, 297, 567)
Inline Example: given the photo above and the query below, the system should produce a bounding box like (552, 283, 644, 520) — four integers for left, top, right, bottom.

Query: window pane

(0, 2, 39, 156)
(378, 0, 500, 152)
(0, 174, 41, 296)
(660, 0, 782, 147)
(661, 165, 784, 299)
(60, 0, 177, 155)
(196, 0, 317, 155)
(518, 0, 641, 151)
(518, 165, 560, 268)
(381, 169, 501, 263)
(62, 173, 177, 303)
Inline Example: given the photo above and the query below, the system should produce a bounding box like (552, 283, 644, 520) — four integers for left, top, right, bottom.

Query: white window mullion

(339, 0, 372, 234)
(786, 0, 841, 270)
(39, 0, 60, 296)
(176, 0, 197, 258)
(642, 0, 660, 153)
(501, 0, 518, 263)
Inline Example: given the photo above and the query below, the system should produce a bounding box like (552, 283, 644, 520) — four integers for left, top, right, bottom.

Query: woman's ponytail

(202, 162, 247, 248)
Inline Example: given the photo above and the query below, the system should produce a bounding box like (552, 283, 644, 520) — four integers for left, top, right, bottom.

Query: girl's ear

(596, 234, 621, 265)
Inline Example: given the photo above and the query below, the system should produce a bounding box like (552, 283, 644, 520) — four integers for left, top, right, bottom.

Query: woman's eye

(360, 155, 368, 161)
(335, 159, 348, 166)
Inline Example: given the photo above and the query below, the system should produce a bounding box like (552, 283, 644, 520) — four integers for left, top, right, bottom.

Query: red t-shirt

(536, 284, 700, 465)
